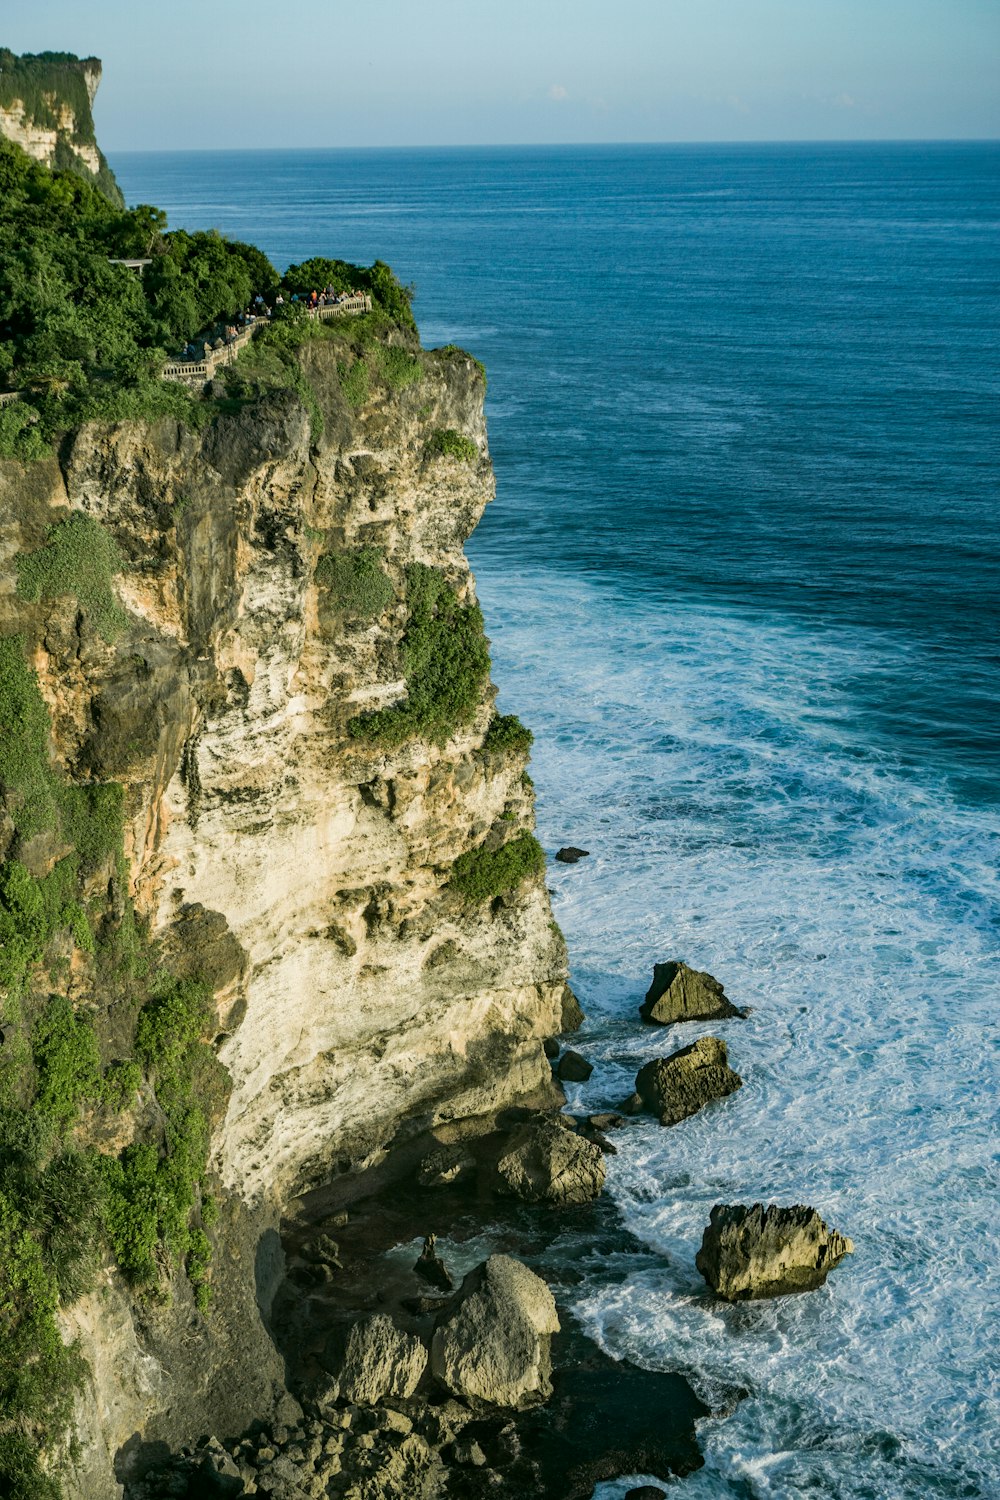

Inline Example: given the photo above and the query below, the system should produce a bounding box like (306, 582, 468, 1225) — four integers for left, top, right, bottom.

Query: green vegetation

(17, 513, 127, 642)
(0, 644, 227, 1491)
(0, 49, 121, 206)
(438, 344, 487, 385)
(449, 832, 546, 904)
(425, 428, 478, 464)
(348, 564, 490, 747)
(0, 135, 415, 459)
(317, 547, 395, 620)
(338, 355, 370, 409)
(483, 712, 534, 756)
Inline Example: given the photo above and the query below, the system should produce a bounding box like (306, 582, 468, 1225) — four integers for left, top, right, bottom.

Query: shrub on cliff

(425, 427, 478, 463)
(449, 832, 546, 903)
(348, 564, 490, 747)
(483, 712, 534, 756)
(317, 546, 395, 620)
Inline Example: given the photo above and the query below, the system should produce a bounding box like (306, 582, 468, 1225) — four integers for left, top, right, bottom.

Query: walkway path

(161, 295, 372, 384)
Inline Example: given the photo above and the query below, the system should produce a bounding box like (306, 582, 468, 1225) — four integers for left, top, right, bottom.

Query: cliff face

(0, 336, 567, 1493)
(0, 50, 122, 203)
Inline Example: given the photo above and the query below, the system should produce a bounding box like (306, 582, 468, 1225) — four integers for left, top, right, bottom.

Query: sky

(2, 0, 998, 149)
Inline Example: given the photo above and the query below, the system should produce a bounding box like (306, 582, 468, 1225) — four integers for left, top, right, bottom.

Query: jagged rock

(417, 1144, 475, 1188)
(430, 1254, 559, 1408)
(333, 1314, 428, 1404)
(625, 1488, 668, 1500)
(543, 1036, 561, 1059)
(696, 1203, 855, 1300)
(635, 1036, 743, 1126)
(452, 1437, 487, 1466)
(560, 983, 586, 1032)
(588, 1112, 625, 1130)
(555, 846, 590, 863)
(619, 1091, 644, 1116)
(640, 961, 747, 1025)
(556, 1048, 594, 1082)
(415, 1234, 454, 1291)
(495, 1118, 606, 1204)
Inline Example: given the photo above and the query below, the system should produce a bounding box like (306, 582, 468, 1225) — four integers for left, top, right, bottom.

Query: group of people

(175, 286, 366, 363)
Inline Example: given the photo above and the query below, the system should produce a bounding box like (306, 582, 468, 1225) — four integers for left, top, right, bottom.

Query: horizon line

(106, 136, 1000, 156)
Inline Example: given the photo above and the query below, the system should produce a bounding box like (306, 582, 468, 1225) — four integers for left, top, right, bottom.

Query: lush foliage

(17, 512, 128, 641)
(483, 712, 534, 756)
(317, 546, 395, 620)
(449, 832, 546, 904)
(0, 136, 416, 458)
(425, 427, 478, 463)
(348, 564, 490, 747)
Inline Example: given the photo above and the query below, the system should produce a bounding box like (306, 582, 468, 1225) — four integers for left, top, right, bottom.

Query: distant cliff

(0, 49, 122, 205)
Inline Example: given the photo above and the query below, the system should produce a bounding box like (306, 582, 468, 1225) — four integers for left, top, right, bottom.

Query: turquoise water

(113, 145, 1000, 1497)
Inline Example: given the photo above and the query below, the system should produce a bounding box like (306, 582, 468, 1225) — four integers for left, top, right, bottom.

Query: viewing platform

(162, 294, 372, 385)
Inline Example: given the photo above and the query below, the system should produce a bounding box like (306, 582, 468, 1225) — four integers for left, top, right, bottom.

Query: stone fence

(161, 294, 373, 385)
(0, 390, 24, 408)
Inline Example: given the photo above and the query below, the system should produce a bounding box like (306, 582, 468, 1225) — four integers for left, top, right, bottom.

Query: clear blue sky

(3, 0, 998, 149)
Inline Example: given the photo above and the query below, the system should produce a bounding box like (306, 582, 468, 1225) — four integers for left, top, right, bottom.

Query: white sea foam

(470, 561, 1000, 1499)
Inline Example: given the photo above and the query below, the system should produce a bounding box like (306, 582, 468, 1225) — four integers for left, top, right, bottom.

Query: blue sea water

(112, 144, 1000, 1498)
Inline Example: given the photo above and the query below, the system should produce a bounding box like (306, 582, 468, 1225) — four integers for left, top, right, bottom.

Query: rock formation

(1, 328, 570, 1490)
(0, 49, 122, 202)
(556, 1047, 594, 1082)
(430, 1254, 560, 1409)
(640, 960, 747, 1025)
(330, 1314, 428, 1405)
(635, 1035, 743, 1125)
(696, 1202, 855, 1300)
(495, 1116, 606, 1204)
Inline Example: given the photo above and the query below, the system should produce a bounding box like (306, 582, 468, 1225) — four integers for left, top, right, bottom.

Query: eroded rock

(556, 1048, 594, 1083)
(333, 1314, 428, 1404)
(696, 1202, 855, 1300)
(430, 1254, 559, 1409)
(640, 961, 747, 1025)
(496, 1118, 606, 1204)
(635, 1036, 742, 1126)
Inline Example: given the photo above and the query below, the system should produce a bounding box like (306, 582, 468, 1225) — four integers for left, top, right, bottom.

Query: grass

(449, 832, 546, 904)
(425, 428, 478, 464)
(348, 564, 490, 747)
(317, 547, 395, 620)
(16, 513, 128, 643)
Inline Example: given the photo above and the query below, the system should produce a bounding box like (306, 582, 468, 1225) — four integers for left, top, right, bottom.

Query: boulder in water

(430, 1254, 559, 1409)
(635, 1036, 742, 1126)
(557, 1048, 594, 1082)
(640, 961, 747, 1025)
(555, 846, 590, 863)
(696, 1202, 854, 1300)
(496, 1117, 605, 1204)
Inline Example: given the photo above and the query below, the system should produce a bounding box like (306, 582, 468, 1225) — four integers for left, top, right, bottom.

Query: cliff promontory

(0, 50, 122, 204)
(0, 214, 569, 1494)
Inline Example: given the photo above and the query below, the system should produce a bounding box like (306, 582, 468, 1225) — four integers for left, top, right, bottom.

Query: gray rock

(618, 1091, 644, 1116)
(417, 1144, 475, 1188)
(556, 1048, 594, 1083)
(635, 1036, 743, 1126)
(415, 1233, 454, 1291)
(696, 1202, 855, 1300)
(560, 983, 586, 1032)
(555, 846, 590, 863)
(334, 1313, 428, 1404)
(431, 1254, 560, 1408)
(496, 1118, 605, 1204)
(640, 960, 747, 1025)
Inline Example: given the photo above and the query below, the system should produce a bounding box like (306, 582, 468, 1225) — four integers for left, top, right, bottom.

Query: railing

(162, 294, 372, 385)
(0, 389, 24, 408)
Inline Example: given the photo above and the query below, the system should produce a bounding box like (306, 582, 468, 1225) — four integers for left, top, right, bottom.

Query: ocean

(111, 143, 1000, 1498)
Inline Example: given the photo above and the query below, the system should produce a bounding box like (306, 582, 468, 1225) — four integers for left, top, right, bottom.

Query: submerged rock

(696, 1202, 855, 1300)
(430, 1254, 559, 1409)
(557, 1048, 594, 1082)
(333, 1313, 428, 1404)
(635, 1036, 743, 1126)
(496, 1117, 606, 1204)
(640, 960, 747, 1025)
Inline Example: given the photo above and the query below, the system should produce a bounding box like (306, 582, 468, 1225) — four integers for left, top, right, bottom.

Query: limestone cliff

(0, 49, 122, 204)
(0, 334, 568, 1495)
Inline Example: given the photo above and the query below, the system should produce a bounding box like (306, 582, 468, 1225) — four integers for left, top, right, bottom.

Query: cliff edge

(0, 49, 122, 205)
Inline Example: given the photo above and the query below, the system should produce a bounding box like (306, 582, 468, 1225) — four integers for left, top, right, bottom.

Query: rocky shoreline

(120, 960, 853, 1500)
